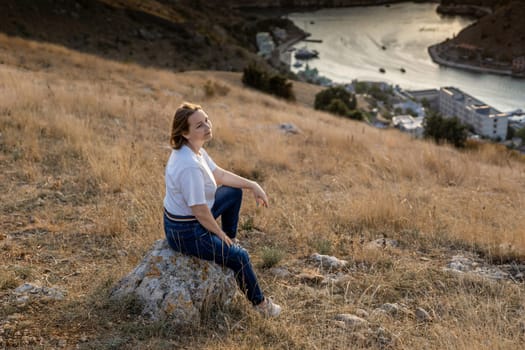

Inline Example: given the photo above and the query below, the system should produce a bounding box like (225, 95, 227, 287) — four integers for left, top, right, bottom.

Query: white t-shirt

(163, 145, 217, 216)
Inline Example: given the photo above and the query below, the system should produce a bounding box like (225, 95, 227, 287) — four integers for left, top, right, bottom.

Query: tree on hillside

(314, 86, 362, 120)
(515, 126, 525, 140)
(242, 63, 295, 101)
(326, 99, 351, 117)
(423, 112, 468, 148)
(268, 75, 294, 101)
(242, 63, 268, 91)
(315, 86, 356, 111)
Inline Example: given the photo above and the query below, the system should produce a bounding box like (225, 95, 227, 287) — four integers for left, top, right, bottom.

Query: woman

(163, 102, 281, 317)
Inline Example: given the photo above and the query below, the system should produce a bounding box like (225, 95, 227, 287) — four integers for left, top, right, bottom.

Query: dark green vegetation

(314, 86, 363, 120)
(243, 63, 296, 100)
(423, 112, 469, 148)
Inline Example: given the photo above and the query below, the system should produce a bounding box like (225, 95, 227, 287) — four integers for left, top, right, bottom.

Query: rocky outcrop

(110, 240, 237, 325)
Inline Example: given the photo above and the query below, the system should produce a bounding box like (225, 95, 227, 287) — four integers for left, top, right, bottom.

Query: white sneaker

(254, 297, 282, 318)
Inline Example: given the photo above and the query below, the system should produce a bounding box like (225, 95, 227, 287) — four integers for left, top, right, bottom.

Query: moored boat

(294, 47, 319, 59)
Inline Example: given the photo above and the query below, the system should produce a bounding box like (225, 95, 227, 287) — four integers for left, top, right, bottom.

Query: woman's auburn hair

(170, 102, 202, 149)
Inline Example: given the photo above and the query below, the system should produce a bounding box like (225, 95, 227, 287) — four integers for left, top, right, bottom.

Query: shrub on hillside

(326, 99, 351, 117)
(423, 112, 468, 148)
(242, 64, 295, 101)
(515, 126, 525, 140)
(268, 75, 294, 100)
(259, 246, 285, 269)
(203, 80, 230, 98)
(315, 86, 362, 120)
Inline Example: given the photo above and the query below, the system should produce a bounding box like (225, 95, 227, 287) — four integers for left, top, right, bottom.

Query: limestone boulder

(110, 239, 237, 325)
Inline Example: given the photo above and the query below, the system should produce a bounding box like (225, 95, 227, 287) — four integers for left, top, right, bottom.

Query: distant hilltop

(432, 0, 525, 78)
(229, 0, 403, 8)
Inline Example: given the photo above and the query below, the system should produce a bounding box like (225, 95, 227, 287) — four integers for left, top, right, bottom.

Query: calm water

(289, 3, 525, 112)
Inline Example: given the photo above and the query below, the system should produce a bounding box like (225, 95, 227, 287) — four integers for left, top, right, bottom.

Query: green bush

(515, 126, 525, 140)
(347, 109, 364, 121)
(423, 112, 468, 148)
(311, 238, 332, 255)
(314, 86, 356, 111)
(326, 98, 351, 116)
(242, 63, 295, 101)
(242, 64, 267, 90)
(259, 246, 285, 269)
(314, 86, 362, 120)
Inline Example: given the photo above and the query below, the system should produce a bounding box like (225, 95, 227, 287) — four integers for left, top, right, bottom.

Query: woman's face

(183, 109, 213, 147)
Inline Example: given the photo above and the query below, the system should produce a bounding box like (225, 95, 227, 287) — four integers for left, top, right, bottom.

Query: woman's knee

(219, 185, 242, 201)
(227, 246, 251, 269)
(231, 186, 242, 201)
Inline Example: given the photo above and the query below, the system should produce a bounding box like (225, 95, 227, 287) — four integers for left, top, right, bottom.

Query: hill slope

(1, 30, 525, 349)
(0, 0, 304, 73)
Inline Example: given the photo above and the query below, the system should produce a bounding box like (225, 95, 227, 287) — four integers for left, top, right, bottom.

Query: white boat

(294, 47, 319, 59)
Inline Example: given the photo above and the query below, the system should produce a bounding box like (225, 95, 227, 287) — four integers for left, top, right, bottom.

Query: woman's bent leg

(211, 186, 242, 239)
(199, 233, 264, 305)
(164, 212, 264, 305)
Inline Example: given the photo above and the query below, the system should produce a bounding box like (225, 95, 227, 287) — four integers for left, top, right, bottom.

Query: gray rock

(279, 123, 300, 134)
(380, 303, 400, 314)
(13, 283, 65, 301)
(375, 326, 393, 346)
(269, 267, 291, 279)
(365, 238, 399, 250)
(110, 240, 237, 325)
(415, 307, 431, 322)
(377, 303, 408, 317)
(355, 308, 370, 319)
(334, 314, 369, 328)
(310, 253, 348, 270)
(446, 254, 510, 280)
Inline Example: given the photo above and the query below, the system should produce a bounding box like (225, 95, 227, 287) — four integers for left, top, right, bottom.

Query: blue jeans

(164, 186, 264, 305)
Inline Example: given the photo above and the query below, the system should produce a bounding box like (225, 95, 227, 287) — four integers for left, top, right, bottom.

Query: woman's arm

(191, 204, 232, 246)
(213, 167, 269, 207)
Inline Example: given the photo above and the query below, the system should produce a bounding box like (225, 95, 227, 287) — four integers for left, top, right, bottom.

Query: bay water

(288, 3, 525, 112)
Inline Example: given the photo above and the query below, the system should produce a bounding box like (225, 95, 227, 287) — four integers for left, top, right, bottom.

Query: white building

(255, 32, 275, 59)
(392, 115, 424, 138)
(393, 100, 425, 117)
(439, 87, 508, 140)
(405, 89, 440, 110)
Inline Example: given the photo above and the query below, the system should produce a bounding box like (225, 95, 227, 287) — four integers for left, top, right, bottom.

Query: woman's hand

(251, 181, 269, 208)
(191, 204, 233, 246)
(211, 166, 269, 208)
(217, 231, 233, 246)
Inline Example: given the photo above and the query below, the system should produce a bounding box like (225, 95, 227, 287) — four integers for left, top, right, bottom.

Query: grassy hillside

(1, 33, 525, 349)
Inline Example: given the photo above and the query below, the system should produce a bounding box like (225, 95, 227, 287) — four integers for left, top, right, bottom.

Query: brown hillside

(0, 0, 302, 73)
(452, 1, 525, 60)
(436, 0, 525, 65)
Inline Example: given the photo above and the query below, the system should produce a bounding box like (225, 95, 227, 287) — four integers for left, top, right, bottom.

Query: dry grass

(1, 34, 524, 349)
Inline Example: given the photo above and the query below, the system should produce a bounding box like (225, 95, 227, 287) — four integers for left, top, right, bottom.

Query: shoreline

(427, 44, 524, 79)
